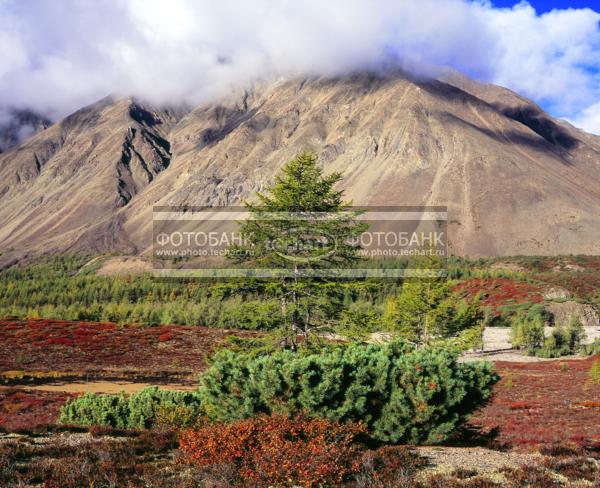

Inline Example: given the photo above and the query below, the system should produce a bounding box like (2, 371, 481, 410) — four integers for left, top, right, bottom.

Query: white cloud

(483, 2, 600, 122)
(0, 0, 598, 133)
(570, 101, 600, 133)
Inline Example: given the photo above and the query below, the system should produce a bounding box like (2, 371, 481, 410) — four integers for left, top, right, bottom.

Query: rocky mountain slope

(1, 70, 599, 264)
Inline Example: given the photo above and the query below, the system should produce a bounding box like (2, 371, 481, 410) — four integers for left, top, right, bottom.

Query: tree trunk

(280, 294, 288, 349)
(304, 309, 310, 345)
(290, 266, 299, 352)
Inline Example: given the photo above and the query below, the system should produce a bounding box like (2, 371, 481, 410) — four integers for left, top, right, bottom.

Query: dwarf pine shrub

(59, 387, 203, 429)
(127, 387, 204, 428)
(198, 341, 498, 444)
(59, 392, 130, 429)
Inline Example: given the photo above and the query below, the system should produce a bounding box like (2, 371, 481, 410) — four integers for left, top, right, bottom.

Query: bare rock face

(546, 301, 600, 328)
(0, 97, 183, 259)
(543, 287, 572, 301)
(1, 69, 600, 264)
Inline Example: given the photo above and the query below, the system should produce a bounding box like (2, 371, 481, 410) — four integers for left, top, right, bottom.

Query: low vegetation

(510, 314, 586, 358)
(55, 341, 498, 445)
(198, 341, 498, 444)
(4, 353, 597, 455)
(0, 427, 597, 487)
(0, 389, 75, 433)
(582, 338, 600, 357)
(1, 254, 597, 353)
(179, 413, 369, 487)
(0, 428, 182, 487)
(470, 355, 600, 448)
(0, 318, 259, 374)
(59, 386, 203, 429)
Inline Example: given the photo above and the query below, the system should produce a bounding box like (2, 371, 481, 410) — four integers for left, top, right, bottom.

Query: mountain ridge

(1, 69, 599, 265)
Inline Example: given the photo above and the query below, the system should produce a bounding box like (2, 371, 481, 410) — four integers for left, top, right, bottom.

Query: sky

(0, 0, 599, 134)
(492, 0, 600, 12)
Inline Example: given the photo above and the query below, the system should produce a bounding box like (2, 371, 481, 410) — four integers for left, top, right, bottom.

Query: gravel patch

(415, 446, 540, 473)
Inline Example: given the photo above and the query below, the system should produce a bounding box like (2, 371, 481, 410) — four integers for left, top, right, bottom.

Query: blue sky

(488, 0, 600, 121)
(1, 0, 599, 133)
(492, 1, 599, 12)
(488, 0, 600, 131)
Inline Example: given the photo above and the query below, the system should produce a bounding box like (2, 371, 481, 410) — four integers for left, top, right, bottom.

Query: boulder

(543, 287, 571, 301)
(545, 301, 599, 328)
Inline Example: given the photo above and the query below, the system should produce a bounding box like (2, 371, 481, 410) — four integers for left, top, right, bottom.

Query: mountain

(1, 70, 599, 265)
(0, 109, 51, 153)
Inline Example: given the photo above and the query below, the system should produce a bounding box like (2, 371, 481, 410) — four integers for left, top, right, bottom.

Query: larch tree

(230, 152, 367, 349)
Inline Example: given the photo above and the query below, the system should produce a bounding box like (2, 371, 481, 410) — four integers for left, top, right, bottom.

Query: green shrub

(495, 302, 550, 329)
(154, 403, 199, 429)
(589, 361, 600, 385)
(510, 314, 544, 353)
(533, 317, 585, 358)
(219, 299, 281, 330)
(536, 320, 584, 358)
(127, 387, 203, 429)
(382, 257, 481, 343)
(59, 392, 130, 428)
(511, 312, 586, 358)
(525, 303, 551, 322)
(59, 387, 203, 428)
(565, 317, 585, 349)
(338, 299, 382, 339)
(197, 341, 498, 444)
(581, 338, 600, 356)
(443, 322, 486, 351)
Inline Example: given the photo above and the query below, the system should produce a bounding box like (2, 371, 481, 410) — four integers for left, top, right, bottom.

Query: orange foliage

(179, 413, 366, 488)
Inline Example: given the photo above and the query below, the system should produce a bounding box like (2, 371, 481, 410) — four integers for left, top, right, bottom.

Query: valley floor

(0, 318, 598, 486)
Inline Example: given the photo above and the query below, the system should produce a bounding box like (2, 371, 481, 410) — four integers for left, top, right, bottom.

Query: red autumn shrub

(179, 413, 366, 488)
(453, 278, 543, 315)
(508, 401, 532, 410)
(576, 400, 600, 408)
(158, 331, 173, 342)
(499, 464, 562, 487)
(469, 357, 600, 448)
(538, 442, 587, 458)
(542, 456, 598, 482)
(352, 445, 426, 485)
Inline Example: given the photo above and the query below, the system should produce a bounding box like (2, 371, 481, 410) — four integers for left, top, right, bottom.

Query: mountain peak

(1, 69, 599, 264)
